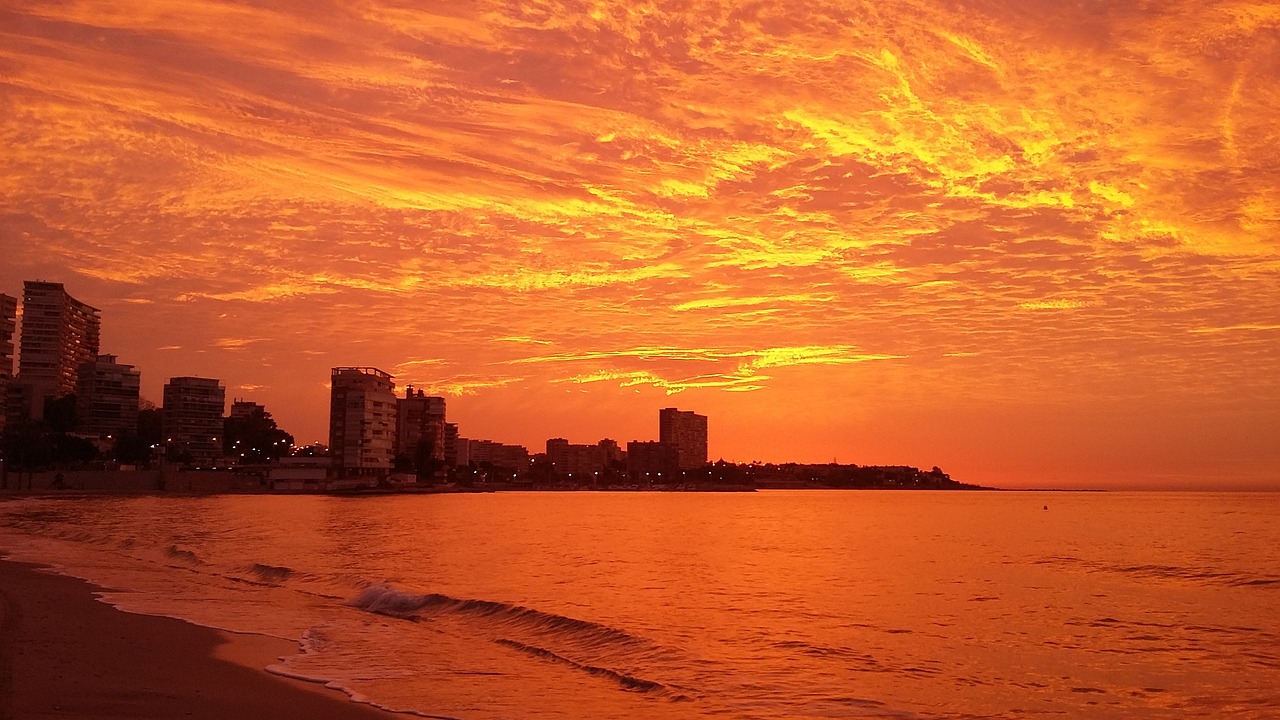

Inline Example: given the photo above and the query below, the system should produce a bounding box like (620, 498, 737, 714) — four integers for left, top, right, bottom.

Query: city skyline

(2, 2, 1277, 489)
(0, 280, 721, 482)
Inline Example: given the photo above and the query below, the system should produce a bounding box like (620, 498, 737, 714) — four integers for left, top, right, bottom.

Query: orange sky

(2, 1, 1277, 489)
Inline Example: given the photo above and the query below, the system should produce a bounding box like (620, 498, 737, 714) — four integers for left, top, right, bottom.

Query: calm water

(2, 491, 1278, 719)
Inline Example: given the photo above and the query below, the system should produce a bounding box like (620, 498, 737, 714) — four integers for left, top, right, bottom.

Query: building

(329, 367, 397, 484)
(444, 422, 460, 468)
(455, 438, 529, 473)
(229, 399, 265, 420)
(17, 281, 101, 417)
(268, 456, 330, 492)
(163, 377, 226, 467)
(0, 294, 14, 435)
(659, 407, 708, 469)
(546, 438, 624, 477)
(626, 440, 680, 482)
(0, 294, 14, 378)
(76, 355, 140, 438)
(395, 387, 446, 481)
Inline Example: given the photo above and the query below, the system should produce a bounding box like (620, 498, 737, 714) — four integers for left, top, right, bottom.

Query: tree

(113, 407, 163, 467)
(223, 407, 293, 464)
(2, 420, 55, 474)
(43, 394, 77, 434)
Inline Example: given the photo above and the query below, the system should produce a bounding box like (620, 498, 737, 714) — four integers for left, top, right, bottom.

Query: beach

(0, 559, 392, 720)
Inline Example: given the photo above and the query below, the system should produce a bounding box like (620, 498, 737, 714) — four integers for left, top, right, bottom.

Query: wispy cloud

(1, 0, 1277, 484)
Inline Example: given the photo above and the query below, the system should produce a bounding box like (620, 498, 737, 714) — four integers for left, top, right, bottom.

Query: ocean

(1, 490, 1277, 719)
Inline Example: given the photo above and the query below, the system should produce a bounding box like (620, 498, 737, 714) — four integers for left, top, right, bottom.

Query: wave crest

(348, 585, 649, 650)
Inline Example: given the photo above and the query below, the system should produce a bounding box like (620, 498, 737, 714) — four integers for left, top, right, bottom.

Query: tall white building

(329, 367, 396, 485)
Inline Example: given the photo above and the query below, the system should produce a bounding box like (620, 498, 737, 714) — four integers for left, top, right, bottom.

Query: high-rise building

(444, 422, 460, 468)
(395, 387, 447, 481)
(17, 281, 101, 415)
(329, 367, 396, 483)
(659, 407, 708, 469)
(626, 440, 680, 481)
(76, 355, 140, 438)
(0, 293, 15, 378)
(0, 294, 15, 436)
(163, 376, 225, 467)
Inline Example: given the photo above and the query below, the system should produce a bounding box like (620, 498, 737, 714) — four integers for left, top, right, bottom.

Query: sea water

(1, 491, 1278, 719)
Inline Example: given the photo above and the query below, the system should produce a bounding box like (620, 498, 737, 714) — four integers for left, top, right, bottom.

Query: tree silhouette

(223, 406, 293, 463)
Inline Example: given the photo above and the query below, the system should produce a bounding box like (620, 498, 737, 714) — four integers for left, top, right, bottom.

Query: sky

(1, 0, 1277, 489)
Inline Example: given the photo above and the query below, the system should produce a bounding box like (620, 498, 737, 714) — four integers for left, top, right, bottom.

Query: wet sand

(0, 558, 396, 719)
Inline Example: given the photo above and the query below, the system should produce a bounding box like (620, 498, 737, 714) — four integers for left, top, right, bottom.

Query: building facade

(229, 399, 265, 420)
(329, 367, 397, 483)
(395, 387, 446, 480)
(17, 281, 101, 416)
(162, 376, 226, 467)
(659, 407, 708, 469)
(443, 422, 459, 468)
(76, 354, 140, 438)
(546, 438, 625, 477)
(626, 440, 680, 481)
(0, 294, 14, 436)
(454, 438, 529, 473)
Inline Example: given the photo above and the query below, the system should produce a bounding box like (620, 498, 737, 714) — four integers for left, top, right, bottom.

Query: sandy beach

(0, 558, 395, 720)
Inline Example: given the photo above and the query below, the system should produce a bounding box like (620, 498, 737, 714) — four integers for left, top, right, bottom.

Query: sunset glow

(2, 1, 1277, 487)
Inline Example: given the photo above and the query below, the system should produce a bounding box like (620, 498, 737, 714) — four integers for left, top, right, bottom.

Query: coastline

(0, 558, 395, 720)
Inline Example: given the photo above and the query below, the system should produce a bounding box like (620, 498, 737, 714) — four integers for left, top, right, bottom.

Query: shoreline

(0, 558, 396, 720)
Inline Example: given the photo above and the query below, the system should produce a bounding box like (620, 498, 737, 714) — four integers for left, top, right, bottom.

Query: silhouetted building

(4, 382, 37, 433)
(76, 354, 140, 438)
(17, 281, 101, 418)
(329, 367, 396, 484)
(229, 399, 265, 420)
(627, 441, 679, 481)
(163, 376, 225, 467)
(395, 387, 446, 481)
(444, 422, 459, 468)
(659, 407, 708, 469)
(0, 294, 14, 376)
(455, 438, 529, 473)
(0, 293, 14, 436)
(546, 437, 624, 477)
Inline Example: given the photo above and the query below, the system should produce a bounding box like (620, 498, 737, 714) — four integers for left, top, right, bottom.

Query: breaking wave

(348, 585, 651, 650)
(165, 545, 202, 564)
(245, 562, 294, 583)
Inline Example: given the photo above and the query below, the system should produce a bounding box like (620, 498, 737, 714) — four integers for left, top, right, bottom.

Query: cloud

(1, 0, 1277, 484)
